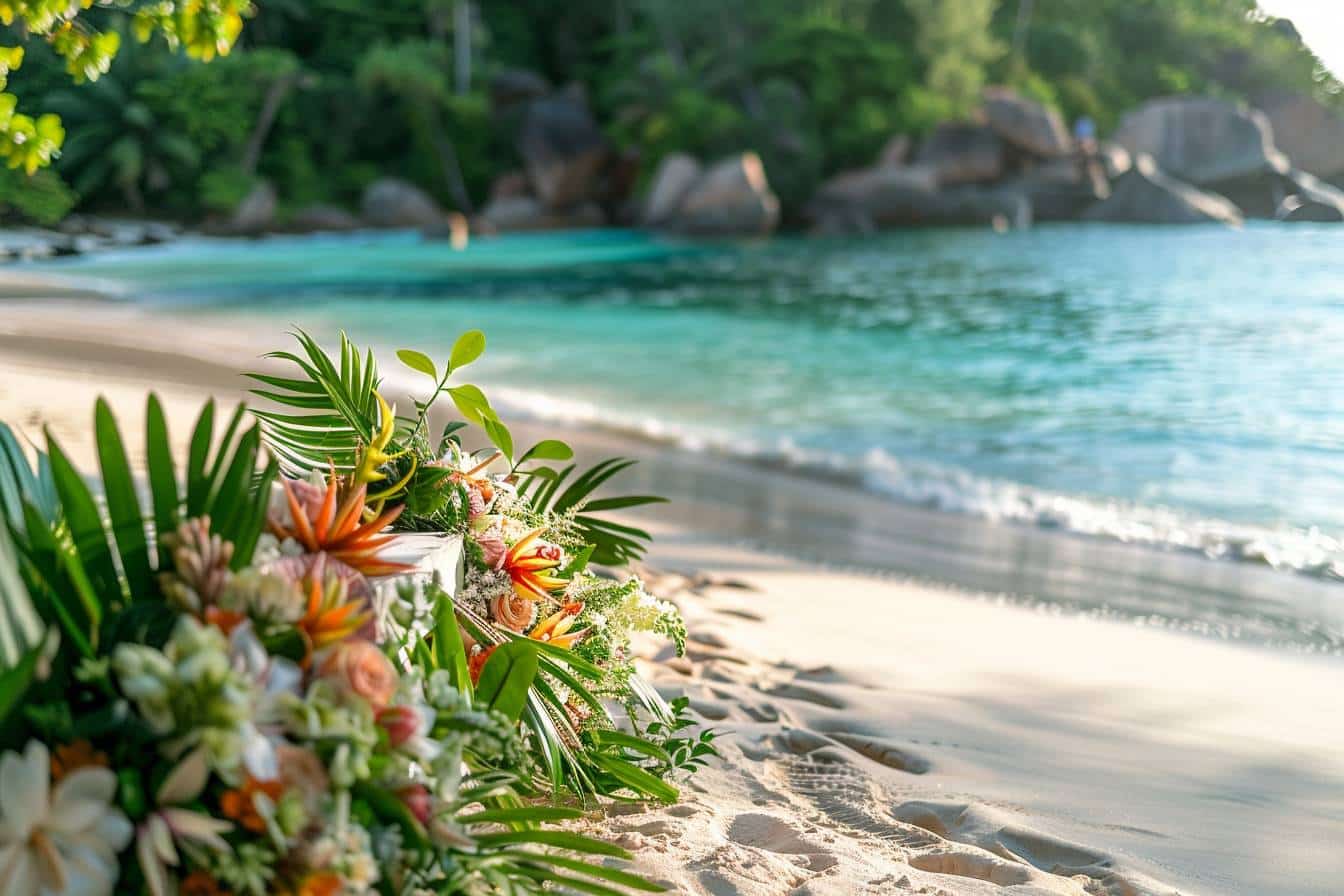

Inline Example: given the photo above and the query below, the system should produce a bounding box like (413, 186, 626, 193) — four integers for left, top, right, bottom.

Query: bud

(377, 705, 421, 748)
(398, 784, 432, 826)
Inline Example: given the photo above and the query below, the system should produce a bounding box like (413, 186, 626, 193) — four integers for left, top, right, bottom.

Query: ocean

(27, 223, 1344, 593)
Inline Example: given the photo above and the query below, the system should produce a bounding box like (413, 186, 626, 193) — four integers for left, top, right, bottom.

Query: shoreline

(2, 297, 1343, 893)
(2, 296, 1342, 655)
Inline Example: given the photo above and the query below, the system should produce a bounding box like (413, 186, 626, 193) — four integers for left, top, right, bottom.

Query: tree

(906, 0, 1002, 119)
(0, 0, 248, 172)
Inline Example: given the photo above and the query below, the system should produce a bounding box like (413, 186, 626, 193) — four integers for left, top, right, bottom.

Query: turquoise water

(31, 225, 1344, 577)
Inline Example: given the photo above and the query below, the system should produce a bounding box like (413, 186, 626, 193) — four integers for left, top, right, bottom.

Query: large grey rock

(518, 94, 610, 209)
(665, 152, 780, 236)
(807, 164, 938, 230)
(915, 122, 1004, 186)
(1112, 96, 1287, 185)
(290, 204, 359, 233)
(489, 69, 551, 109)
(876, 134, 911, 167)
(1096, 142, 1132, 179)
(361, 178, 447, 229)
(226, 181, 277, 234)
(982, 87, 1071, 158)
(478, 196, 605, 232)
(1255, 90, 1344, 180)
(642, 153, 702, 226)
(1004, 156, 1110, 221)
(1082, 154, 1242, 225)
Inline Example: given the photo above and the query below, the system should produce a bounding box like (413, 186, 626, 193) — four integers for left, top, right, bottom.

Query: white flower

(0, 741, 133, 896)
(135, 748, 233, 896)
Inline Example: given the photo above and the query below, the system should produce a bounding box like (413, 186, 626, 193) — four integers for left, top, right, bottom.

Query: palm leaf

(518, 458, 665, 566)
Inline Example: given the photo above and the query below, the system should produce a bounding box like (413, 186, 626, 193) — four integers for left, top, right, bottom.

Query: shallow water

(29, 225, 1344, 584)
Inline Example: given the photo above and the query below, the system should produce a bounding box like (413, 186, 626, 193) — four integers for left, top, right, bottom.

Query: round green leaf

(522, 439, 574, 463)
(396, 349, 437, 379)
(449, 330, 486, 370)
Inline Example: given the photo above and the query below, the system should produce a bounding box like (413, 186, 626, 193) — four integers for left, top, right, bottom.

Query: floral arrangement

(0, 329, 715, 896)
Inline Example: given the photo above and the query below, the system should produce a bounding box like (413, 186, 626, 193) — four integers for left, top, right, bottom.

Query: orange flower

(468, 644, 497, 685)
(318, 639, 399, 710)
(49, 740, 108, 780)
(295, 873, 343, 896)
(500, 528, 568, 601)
(204, 606, 247, 636)
(269, 475, 413, 577)
(220, 776, 284, 833)
(182, 871, 229, 896)
(529, 601, 589, 649)
(298, 572, 373, 660)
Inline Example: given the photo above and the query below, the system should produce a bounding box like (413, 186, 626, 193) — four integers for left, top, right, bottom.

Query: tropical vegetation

(0, 326, 715, 895)
(0, 0, 1338, 224)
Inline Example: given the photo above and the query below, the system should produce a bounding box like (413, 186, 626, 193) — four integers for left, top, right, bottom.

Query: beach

(3, 294, 1341, 895)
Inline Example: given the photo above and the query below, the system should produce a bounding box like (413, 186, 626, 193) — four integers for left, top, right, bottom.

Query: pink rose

(475, 525, 507, 569)
(398, 784, 432, 825)
(319, 640, 398, 710)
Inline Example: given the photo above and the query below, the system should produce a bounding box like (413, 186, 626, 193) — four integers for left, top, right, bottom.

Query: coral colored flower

(220, 775, 284, 834)
(204, 605, 247, 636)
(295, 873, 343, 896)
(319, 640, 399, 710)
(529, 602, 589, 649)
(182, 870, 228, 896)
(468, 644, 497, 685)
(297, 572, 373, 660)
(499, 528, 568, 601)
(49, 739, 108, 780)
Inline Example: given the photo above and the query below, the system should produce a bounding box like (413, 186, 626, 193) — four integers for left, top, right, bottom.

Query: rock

(1096, 142, 1132, 180)
(642, 153, 702, 226)
(489, 69, 551, 109)
(478, 196, 606, 232)
(665, 152, 780, 236)
(807, 164, 939, 230)
(981, 87, 1072, 158)
(518, 94, 610, 209)
(361, 178, 447, 229)
(226, 181, 277, 235)
(290, 204, 360, 233)
(915, 122, 1004, 186)
(876, 135, 911, 167)
(1254, 90, 1344, 180)
(1112, 96, 1287, 185)
(1082, 154, 1242, 225)
(1006, 156, 1110, 221)
(488, 171, 531, 202)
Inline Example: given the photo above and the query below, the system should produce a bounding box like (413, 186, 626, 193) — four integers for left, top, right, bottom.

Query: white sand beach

(2, 299, 1342, 896)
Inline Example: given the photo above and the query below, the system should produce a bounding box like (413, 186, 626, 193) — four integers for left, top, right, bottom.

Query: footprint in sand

(726, 812, 840, 872)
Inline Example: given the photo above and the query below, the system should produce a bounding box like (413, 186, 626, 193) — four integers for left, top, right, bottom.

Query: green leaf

(94, 399, 150, 599)
(396, 349, 436, 379)
(472, 829, 630, 859)
(352, 782, 428, 848)
(457, 806, 583, 826)
(518, 439, 573, 465)
(447, 384, 491, 425)
(475, 639, 539, 722)
(432, 589, 471, 695)
(588, 729, 674, 765)
(0, 520, 44, 676)
(591, 753, 679, 802)
(144, 395, 179, 541)
(0, 642, 40, 725)
(482, 416, 514, 461)
(46, 433, 116, 608)
(185, 399, 215, 516)
(508, 854, 663, 892)
(449, 329, 486, 370)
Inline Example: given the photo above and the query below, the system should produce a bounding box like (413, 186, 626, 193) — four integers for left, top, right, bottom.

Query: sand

(1, 294, 1342, 895)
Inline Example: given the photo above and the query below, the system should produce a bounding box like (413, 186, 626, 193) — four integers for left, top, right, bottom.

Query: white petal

(156, 750, 209, 806)
(0, 843, 40, 896)
(47, 768, 116, 835)
(51, 836, 117, 896)
(92, 812, 133, 853)
(0, 743, 48, 838)
(161, 809, 231, 853)
(135, 831, 170, 896)
(240, 727, 277, 781)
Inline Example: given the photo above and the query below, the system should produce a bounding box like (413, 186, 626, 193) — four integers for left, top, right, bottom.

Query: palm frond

(248, 329, 381, 476)
(518, 458, 666, 566)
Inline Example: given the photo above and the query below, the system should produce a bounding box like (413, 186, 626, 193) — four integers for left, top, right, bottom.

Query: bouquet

(0, 329, 715, 896)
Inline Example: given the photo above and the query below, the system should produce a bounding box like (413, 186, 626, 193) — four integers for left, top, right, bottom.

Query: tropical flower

(220, 774, 283, 834)
(136, 748, 234, 896)
(160, 516, 234, 614)
(269, 475, 413, 577)
(497, 528, 568, 601)
(0, 740, 133, 896)
(318, 639, 399, 711)
(352, 391, 416, 501)
(490, 592, 537, 632)
(529, 602, 589, 649)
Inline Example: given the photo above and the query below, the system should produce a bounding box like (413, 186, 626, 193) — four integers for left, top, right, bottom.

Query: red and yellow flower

(499, 528, 568, 601)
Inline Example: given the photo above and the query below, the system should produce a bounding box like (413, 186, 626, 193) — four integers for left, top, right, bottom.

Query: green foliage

(197, 164, 257, 213)
(0, 164, 71, 223)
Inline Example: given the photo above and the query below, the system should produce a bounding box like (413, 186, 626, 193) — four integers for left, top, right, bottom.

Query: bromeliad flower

(352, 391, 416, 502)
(498, 528, 568, 601)
(529, 602, 589, 649)
(269, 474, 413, 577)
(0, 741, 133, 896)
